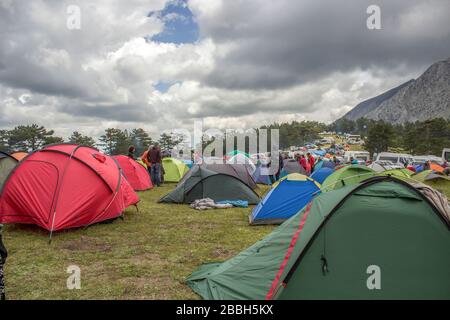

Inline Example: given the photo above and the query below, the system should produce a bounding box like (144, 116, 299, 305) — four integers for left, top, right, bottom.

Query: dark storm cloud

(192, 0, 450, 90)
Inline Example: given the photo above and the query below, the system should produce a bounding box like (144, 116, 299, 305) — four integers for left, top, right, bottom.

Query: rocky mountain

(341, 57, 450, 123)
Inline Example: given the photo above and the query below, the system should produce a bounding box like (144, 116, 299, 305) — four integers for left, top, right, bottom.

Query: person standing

(148, 144, 162, 187)
(275, 152, 284, 181)
(0, 224, 7, 300)
(307, 152, 315, 171)
(142, 146, 152, 182)
(127, 145, 136, 159)
(299, 154, 311, 176)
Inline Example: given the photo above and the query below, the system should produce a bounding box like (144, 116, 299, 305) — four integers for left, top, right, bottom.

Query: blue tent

(314, 160, 324, 171)
(310, 167, 334, 184)
(252, 164, 272, 185)
(182, 159, 193, 168)
(322, 160, 336, 169)
(249, 174, 321, 225)
(310, 149, 326, 157)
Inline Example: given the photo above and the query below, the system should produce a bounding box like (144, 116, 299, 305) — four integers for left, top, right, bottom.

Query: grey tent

(199, 163, 257, 189)
(0, 151, 18, 190)
(280, 159, 307, 177)
(159, 166, 260, 204)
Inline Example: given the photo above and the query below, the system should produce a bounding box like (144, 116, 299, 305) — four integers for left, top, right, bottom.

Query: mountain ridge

(340, 57, 450, 123)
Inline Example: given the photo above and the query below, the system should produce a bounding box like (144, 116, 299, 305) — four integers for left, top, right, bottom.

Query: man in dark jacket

(148, 144, 162, 187)
(0, 224, 7, 300)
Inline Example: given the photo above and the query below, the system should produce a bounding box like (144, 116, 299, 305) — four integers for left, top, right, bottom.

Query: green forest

(1, 118, 449, 156)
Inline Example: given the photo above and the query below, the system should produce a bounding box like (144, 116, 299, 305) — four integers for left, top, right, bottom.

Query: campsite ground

(3, 179, 449, 299)
(3, 184, 273, 299)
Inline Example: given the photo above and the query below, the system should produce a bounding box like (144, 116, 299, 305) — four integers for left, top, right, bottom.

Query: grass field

(3, 177, 449, 300)
(3, 184, 274, 300)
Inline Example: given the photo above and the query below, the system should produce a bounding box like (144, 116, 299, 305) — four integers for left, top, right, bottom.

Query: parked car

(343, 151, 370, 164)
(375, 152, 414, 166)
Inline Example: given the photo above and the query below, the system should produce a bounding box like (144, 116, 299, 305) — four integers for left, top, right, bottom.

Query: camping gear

(0, 151, 18, 190)
(187, 176, 450, 300)
(113, 155, 153, 191)
(162, 157, 189, 182)
(411, 183, 450, 223)
(321, 165, 376, 192)
(0, 225, 6, 300)
(279, 159, 307, 178)
(430, 163, 445, 173)
(159, 166, 260, 204)
(190, 198, 234, 211)
(249, 174, 321, 225)
(216, 200, 249, 208)
(10, 152, 27, 161)
(0, 144, 139, 232)
(252, 164, 272, 185)
(310, 167, 334, 184)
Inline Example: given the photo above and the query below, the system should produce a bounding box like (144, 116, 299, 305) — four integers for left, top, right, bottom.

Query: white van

(376, 152, 414, 166)
(442, 149, 450, 162)
(413, 155, 444, 165)
(343, 151, 370, 164)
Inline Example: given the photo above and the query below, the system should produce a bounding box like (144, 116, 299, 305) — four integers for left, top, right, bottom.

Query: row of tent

(1, 146, 448, 234)
(1, 146, 255, 232)
(0, 145, 141, 233)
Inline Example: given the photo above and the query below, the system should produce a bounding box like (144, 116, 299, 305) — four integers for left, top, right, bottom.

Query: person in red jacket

(299, 154, 311, 176)
(307, 152, 315, 171)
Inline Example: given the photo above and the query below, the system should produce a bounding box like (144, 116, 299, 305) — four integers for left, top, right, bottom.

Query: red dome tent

(112, 155, 153, 191)
(0, 144, 139, 234)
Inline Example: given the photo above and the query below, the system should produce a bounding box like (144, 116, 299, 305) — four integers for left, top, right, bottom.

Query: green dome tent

(226, 150, 250, 158)
(159, 166, 260, 204)
(321, 165, 376, 192)
(162, 157, 189, 182)
(378, 168, 414, 180)
(186, 176, 450, 300)
(412, 170, 450, 198)
(0, 151, 18, 190)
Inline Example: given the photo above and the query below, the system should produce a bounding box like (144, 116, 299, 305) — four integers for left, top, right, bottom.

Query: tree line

(331, 117, 450, 156)
(0, 125, 183, 156)
(0, 118, 448, 157)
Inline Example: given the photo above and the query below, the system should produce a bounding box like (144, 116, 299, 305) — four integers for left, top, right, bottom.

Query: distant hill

(341, 57, 450, 123)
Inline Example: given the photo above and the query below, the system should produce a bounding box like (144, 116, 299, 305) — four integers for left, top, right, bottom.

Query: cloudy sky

(0, 0, 449, 139)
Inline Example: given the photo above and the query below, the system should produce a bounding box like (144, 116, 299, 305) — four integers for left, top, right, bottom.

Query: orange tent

(11, 152, 27, 161)
(430, 163, 444, 173)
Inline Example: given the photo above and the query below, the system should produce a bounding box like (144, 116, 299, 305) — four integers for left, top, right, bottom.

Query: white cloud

(0, 0, 448, 141)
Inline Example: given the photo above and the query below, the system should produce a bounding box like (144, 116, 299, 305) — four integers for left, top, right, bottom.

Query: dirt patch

(210, 246, 232, 259)
(60, 236, 112, 252)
